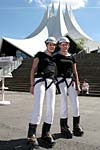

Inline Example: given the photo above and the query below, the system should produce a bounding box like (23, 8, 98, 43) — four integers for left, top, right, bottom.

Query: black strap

(34, 78, 44, 86)
(34, 78, 54, 91)
(46, 81, 54, 90)
(57, 77, 73, 88)
(54, 78, 61, 94)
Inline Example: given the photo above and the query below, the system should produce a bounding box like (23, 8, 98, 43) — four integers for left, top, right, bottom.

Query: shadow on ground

(52, 132, 73, 140)
(0, 133, 72, 150)
(0, 139, 26, 150)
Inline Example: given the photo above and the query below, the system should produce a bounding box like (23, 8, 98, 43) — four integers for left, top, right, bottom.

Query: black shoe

(61, 127, 73, 139)
(73, 126, 84, 137)
(27, 135, 39, 149)
(41, 134, 55, 147)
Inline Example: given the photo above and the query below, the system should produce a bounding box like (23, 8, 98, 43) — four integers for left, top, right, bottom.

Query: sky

(0, 0, 100, 42)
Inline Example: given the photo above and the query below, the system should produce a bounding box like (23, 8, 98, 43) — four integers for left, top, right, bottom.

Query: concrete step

(1, 54, 100, 96)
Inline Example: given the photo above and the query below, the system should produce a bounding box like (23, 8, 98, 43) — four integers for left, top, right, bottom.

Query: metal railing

(0, 57, 23, 78)
(0, 57, 23, 105)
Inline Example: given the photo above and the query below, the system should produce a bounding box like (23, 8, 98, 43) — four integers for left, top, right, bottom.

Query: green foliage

(76, 38, 86, 50)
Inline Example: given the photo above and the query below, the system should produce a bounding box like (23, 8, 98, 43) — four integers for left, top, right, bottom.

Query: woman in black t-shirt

(54, 37, 84, 138)
(27, 37, 57, 149)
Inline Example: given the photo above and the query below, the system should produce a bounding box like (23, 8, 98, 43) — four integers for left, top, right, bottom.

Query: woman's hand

(76, 81, 81, 95)
(77, 85, 81, 95)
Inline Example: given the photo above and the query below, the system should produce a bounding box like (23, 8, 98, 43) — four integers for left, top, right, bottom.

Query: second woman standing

(54, 37, 84, 138)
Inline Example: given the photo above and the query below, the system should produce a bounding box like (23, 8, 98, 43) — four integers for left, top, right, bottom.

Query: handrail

(0, 57, 23, 105)
(73, 50, 87, 60)
(0, 57, 23, 77)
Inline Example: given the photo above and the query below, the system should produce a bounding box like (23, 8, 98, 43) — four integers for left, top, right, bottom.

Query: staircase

(1, 58, 33, 92)
(76, 53, 100, 96)
(1, 53, 100, 96)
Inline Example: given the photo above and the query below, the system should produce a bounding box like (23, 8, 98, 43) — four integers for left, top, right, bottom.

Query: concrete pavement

(0, 91, 100, 150)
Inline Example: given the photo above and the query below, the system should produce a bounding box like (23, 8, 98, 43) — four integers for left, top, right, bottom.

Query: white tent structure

(1, 3, 100, 57)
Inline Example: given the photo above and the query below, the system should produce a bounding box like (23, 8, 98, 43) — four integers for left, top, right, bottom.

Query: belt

(34, 78, 54, 91)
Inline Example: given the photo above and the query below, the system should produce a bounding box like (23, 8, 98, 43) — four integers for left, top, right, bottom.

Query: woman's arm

(30, 57, 39, 94)
(73, 63, 81, 94)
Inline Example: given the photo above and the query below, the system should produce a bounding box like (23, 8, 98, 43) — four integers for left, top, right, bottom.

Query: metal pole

(0, 77, 11, 105)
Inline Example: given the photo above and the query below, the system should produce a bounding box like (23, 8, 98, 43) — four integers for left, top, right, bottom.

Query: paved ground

(0, 91, 100, 150)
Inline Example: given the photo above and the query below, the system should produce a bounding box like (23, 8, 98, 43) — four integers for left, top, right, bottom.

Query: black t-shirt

(34, 52, 57, 79)
(53, 53, 76, 78)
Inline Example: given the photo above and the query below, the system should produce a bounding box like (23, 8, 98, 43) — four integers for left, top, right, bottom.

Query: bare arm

(73, 63, 81, 94)
(30, 57, 39, 94)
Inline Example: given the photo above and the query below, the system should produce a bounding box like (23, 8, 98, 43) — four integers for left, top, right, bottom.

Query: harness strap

(34, 78, 44, 86)
(54, 78, 61, 94)
(57, 77, 73, 88)
(46, 81, 54, 90)
(64, 78, 73, 88)
(34, 78, 54, 91)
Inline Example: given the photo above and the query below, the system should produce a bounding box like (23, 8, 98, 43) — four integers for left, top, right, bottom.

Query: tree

(76, 38, 86, 51)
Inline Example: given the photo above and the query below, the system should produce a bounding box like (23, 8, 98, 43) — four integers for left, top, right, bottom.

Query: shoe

(73, 126, 84, 137)
(27, 135, 39, 149)
(41, 133, 55, 147)
(61, 127, 73, 138)
(60, 118, 73, 138)
(73, 116, 84, 137)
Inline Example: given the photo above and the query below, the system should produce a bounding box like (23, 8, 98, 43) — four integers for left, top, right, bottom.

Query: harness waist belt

(34, 78, 54, 90)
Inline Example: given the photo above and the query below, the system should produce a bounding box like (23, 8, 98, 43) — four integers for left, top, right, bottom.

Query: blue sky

(0, 0, 100, 42)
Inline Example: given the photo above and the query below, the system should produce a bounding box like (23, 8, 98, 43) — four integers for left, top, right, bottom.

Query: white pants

(30, 78, 56, 125)
(58, 77, 79, 118)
